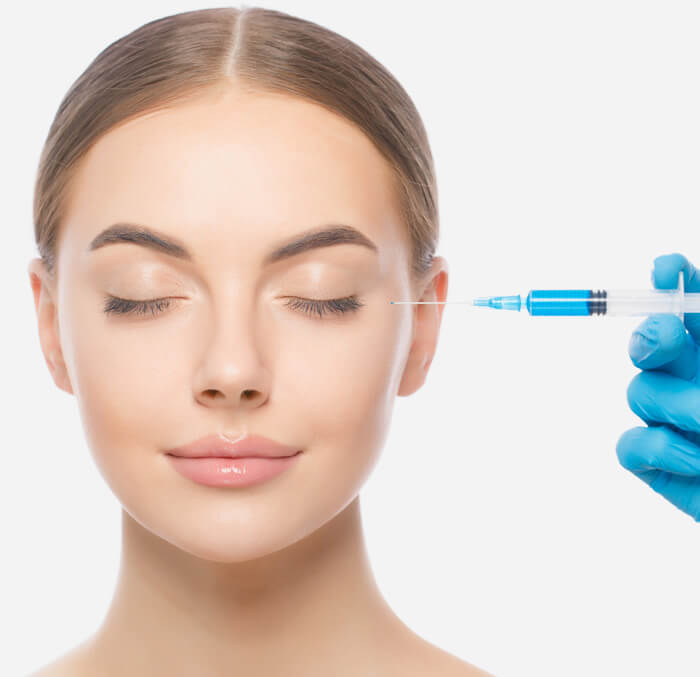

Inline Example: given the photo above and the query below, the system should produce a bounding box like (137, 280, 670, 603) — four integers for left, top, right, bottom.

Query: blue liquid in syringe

(473, 289, 608, 315)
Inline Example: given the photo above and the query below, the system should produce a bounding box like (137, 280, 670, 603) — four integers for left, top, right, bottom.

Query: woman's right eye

(102, 295, 172, 317)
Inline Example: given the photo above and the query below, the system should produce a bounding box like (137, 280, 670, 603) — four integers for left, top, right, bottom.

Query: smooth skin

(617, 253, 700, 521)
(27, 81, 492, 677)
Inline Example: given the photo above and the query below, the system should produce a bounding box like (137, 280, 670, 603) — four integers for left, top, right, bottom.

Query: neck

(86, 496, 408, 676)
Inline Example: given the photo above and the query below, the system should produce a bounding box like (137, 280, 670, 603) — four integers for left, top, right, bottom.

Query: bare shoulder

(26, 641, 94, 677)
(428, 651, 495, 677)
(412, 645, 495, 677)
(388, 634, 496, 677)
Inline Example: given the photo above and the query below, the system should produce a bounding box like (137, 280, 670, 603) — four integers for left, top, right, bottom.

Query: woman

(27, 6, 493, 676)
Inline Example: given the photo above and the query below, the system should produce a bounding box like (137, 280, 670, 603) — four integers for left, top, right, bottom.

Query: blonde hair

(32, 6, 439, 288)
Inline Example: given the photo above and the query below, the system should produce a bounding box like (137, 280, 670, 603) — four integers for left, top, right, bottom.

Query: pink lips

(165, 433, 302, 488)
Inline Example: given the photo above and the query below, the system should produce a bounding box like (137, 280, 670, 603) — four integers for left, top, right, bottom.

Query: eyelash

(101, 294, 365, 319)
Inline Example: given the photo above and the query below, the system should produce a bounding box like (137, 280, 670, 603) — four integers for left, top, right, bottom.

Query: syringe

(390, 271, 697, 321)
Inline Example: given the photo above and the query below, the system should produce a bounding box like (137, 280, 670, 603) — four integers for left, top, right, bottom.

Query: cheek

(270, 301, 409, 524)
(59, 288, 181, 485)
(278, 296, 409, 453)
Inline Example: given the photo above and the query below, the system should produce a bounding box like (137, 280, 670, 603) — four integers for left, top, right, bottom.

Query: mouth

(165, 450, 302, 459)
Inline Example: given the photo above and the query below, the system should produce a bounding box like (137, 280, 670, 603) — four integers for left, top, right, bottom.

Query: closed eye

(101, 294, 365, 319)
(281, 295, 364, 319)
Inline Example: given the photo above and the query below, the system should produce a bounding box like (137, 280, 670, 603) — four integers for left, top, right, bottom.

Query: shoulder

(27, 658, 86, 677)
(26, 641, 94, 677)
(27, 661, 76, 677)
(432, 653, 495, 676)
(387, 634, 495, 677)
(411, 646, 495, 677)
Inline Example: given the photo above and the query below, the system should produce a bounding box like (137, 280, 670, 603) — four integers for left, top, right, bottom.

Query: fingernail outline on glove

(630, 332, 658, 362)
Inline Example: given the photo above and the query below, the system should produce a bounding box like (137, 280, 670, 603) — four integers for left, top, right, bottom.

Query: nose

(192, 297, 271, 409)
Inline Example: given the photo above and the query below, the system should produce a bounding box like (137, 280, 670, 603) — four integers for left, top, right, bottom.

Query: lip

(165, 433, 301, 459)
(166, 453, 301, 488)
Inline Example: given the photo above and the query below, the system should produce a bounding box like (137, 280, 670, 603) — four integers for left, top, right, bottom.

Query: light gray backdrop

(5, 1, 699, 675)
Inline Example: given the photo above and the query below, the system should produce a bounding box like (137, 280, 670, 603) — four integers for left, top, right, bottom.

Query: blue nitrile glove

(616, 253, 700, 521)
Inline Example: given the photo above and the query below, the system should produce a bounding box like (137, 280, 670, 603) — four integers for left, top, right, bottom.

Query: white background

(4, 2, 700, 676)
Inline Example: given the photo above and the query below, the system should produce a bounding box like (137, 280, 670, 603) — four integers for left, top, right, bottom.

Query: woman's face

(29, 84, 446, 562)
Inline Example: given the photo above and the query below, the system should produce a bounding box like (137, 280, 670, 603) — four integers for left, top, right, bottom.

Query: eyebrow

(87, 222, 378, 265)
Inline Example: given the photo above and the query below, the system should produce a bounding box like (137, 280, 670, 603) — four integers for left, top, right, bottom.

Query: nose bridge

(207, 278, 264, 359)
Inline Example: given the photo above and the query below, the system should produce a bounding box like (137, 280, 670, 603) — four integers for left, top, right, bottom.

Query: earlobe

(47, 351, 74, 395)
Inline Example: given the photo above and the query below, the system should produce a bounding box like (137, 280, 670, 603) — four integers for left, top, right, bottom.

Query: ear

(397, 256, 449, 397)
(27, 258, 74, 395)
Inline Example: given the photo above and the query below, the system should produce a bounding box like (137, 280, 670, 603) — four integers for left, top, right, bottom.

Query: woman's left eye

(281, 295, 364, 319)
(101, 294, 365, 319)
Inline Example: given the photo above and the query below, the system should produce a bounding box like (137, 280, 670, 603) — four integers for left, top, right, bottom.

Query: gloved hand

(616, 253, 700, 521)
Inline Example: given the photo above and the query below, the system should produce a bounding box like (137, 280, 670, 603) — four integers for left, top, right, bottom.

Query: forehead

(61, 85, 409, 270)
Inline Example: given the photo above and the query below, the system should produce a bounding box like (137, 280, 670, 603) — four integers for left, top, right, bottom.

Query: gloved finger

(626, 370, 700, 433)
(652, 253, 700, 344)
(628, 313, 699, 380)
(626, 467, 700, 522)
(617, 425, 700, 475)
